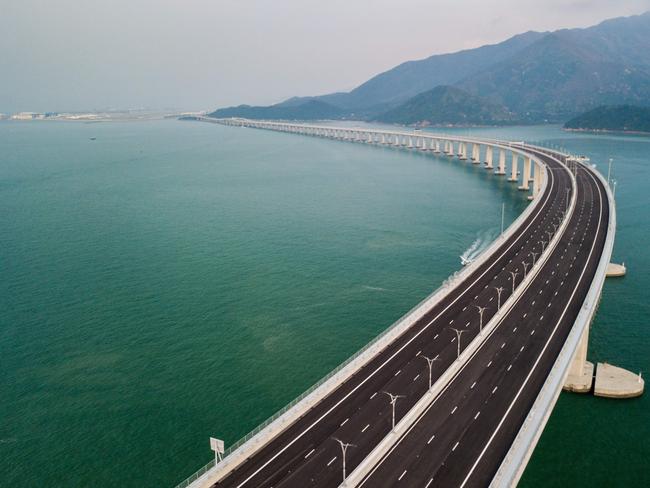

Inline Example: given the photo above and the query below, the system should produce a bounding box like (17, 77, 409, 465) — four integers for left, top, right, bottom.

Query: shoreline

(563, 127, 650, 136)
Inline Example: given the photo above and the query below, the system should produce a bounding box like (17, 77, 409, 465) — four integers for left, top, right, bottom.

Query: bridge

(175, 118, 641, 488)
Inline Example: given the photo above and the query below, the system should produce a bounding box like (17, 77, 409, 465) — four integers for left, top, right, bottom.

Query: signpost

(210, 437, 225, 465)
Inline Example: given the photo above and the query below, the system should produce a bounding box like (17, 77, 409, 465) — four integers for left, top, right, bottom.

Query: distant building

(11, 112, 45, 120)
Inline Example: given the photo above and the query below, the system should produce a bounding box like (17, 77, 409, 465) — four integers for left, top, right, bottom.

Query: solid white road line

(459, 164, 604, 488)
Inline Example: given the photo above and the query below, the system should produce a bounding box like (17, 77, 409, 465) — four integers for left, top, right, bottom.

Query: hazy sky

(2, 0, 649, 113)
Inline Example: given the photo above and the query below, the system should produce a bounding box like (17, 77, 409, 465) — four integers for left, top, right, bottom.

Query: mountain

(278, 31, 546, 112)
(210, 99, 344, 120)
(457, 13, 650, 121)
(376, 86, 516, 125)
(209, 11, 650, 123)
(564, 105, 650, 133)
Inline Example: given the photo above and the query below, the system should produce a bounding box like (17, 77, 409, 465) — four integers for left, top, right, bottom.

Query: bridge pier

(519, 157, 532, 191)
(508, 153, 519, 182)
(459, 142, 467, 160)
(471, 143, 481, 164)
(564, 327, 594, 392)
(530, 163, 542, 200)
(496, 149, 507, 175)
(485, 146, 494, 169)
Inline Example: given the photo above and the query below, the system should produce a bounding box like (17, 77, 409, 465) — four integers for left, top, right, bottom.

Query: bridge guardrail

(490, 147, 616, 487)
(174, 123, 550, 488)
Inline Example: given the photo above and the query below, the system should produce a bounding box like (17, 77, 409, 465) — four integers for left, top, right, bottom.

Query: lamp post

(476, 305, 488, 331)
(383, 392, 405, 431)
(540, 240, 547, 252)
(530, 251, 539, 265)
(419, 354, 440, 390)
(546, 230, 553, 242)
(450, 327, 466, 359)
(522, 261, 530, 278)
(509, 270, 519, 294)
(495, 286, 504, 310)
(333, 438, 356, 482)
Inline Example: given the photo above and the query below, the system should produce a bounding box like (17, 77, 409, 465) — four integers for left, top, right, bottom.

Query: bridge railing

(173, 269, 470, 488)
(173, 125, 556, 488)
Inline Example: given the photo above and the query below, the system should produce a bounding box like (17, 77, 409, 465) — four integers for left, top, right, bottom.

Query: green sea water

(0, 120, 647, 487)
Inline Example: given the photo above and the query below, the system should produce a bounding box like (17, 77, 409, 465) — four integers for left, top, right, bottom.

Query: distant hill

(278, 31, 546, 112)
(211, 100, 343, 120)
(457, 13, 650, 121)
(209, 11, 650, 124)
(376, 86, 516, 125)
(564, 105, 650, 133)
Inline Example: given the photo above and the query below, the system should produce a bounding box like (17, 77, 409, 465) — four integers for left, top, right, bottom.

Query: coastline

(563, 127, 650, 136)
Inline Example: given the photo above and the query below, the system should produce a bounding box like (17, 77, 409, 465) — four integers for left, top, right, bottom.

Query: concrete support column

(485, 146, 494, 169)
(394, 135, 401, 146)
(458, 142, 466, 160)
(564, 324, 594, 392)
(408, 136, 414, 148)
(472, 143, 480, 164)
(532, 163, 542, 198)
(434, 140, 441, 153)
(496, 149, 506, 175)
(381, 134, 387, 144)
(367, 132, 373, 143)
(509, 153, 519, 182)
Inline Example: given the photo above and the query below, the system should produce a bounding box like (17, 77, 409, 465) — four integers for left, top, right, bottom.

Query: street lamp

(333, 438, 356, 482)
(540, 240, 547, 252)
(530, 251, 539, 265)
(419, 354, 440, 390)
(450, 327, 466, 359)
(522, 261, 530, 278)
(509, 270, 519, 294)
(495, 286, 504, 310)
(476, 305, 488, 331)
(546, 230, 553, 242)
(383, 392, 405, 431)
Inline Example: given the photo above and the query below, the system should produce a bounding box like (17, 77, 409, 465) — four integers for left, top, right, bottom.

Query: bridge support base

(594, 363, 644, 398)
(606, 262, 626, 277)
(563, 360, 594, 393)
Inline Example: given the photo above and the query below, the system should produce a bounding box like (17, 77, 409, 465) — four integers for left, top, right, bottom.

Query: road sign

(210, 437, 224, 454)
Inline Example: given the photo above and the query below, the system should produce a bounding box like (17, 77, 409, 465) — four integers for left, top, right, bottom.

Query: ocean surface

(0, 120, 647, 487)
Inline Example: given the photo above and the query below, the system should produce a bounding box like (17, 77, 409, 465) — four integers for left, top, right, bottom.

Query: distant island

(564, 105, 650, 134)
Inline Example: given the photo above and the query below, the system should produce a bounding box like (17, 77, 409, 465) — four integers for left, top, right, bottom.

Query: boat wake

(460, 229, 497, 266)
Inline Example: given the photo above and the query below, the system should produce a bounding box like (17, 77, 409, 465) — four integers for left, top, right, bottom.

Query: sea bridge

(175, 118, 641, 488)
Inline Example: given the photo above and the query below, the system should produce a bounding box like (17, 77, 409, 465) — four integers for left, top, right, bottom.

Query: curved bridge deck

(176, 119, 613, 488)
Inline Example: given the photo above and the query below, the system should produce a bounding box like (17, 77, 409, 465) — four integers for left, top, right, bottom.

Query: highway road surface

(211, 144, 601, 487)
(357, 148, 607, 487)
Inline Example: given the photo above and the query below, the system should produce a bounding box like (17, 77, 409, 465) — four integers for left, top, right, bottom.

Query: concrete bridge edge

(175, 122, 548, 488)
(490, 154, 616, 488)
